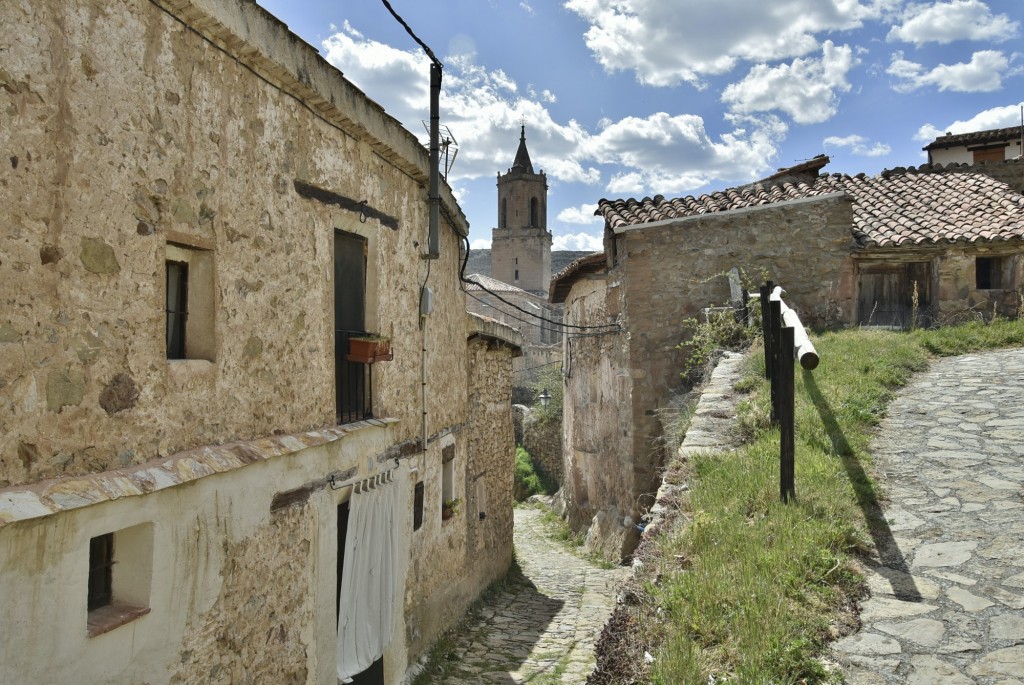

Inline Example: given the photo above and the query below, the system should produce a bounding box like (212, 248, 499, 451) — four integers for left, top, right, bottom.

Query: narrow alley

(422, 506, 630, 684)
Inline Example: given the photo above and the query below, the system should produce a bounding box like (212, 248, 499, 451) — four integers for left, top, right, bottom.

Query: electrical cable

(380, 0, 442, 67)
(458, 235, 620, 332)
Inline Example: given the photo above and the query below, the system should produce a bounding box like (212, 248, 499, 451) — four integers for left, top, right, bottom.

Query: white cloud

(520, 2, 535, 14)
(823, 134, 892, 156)
(721, 42, 855, 124)
(322, 24, 786, 197)
(888, 50, 1008, 92)
(564, 0, 888, 87)
(915, 101, 1024, 142)
(557, 204, 602, 225)
(887, 0, 1019, 45)
(552, 231, 604, 251)
(470, 238, 492, 249)
(589, 113, 788, 194)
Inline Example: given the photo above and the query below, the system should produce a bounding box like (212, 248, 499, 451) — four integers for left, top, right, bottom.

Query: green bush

(514, 446, 551, 501)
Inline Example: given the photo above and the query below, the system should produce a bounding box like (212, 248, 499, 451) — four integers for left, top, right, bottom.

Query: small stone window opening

(86, 523, 154, 637)
(441, 443, 456, 520)
(530, 197, 538, 227)
(165, 243, 215, 361)
(413, 481, 424, 531)
(514, 269, 519, 281)
(166, 261, 188, 359)
(976, 256, 1004, 290)
(88, 533, 114, 612)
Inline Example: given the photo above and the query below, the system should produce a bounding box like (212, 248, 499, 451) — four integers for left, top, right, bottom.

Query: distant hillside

(466, 250, 595, 280)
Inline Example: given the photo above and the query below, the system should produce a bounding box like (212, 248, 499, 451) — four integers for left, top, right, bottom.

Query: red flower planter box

(346, 336, 393, 364)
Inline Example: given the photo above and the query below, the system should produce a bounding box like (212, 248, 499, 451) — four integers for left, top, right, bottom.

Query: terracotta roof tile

(924, 126, 1023, 151)
(595, 164, 1024, 249)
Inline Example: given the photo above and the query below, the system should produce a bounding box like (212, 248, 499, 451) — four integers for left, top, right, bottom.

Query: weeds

(641, 319, 1024, 684)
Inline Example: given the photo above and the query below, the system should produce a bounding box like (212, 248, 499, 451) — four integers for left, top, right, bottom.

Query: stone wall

(0, 0, 518, 683)
(0, 0, 477, 489)
(560, 195, 856, 560)
(614, 194, 856, 521)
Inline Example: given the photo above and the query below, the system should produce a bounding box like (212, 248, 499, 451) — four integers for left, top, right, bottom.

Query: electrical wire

(380, 0, 442, 67)
(458, 235, 620, 332)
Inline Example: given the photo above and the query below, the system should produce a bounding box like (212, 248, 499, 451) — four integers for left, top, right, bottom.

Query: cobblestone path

(429, 506, 630, 684)
(832, 348, 1024, 684)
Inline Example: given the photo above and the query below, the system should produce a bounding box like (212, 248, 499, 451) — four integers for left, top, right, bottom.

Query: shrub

(514, 446, 552, 501)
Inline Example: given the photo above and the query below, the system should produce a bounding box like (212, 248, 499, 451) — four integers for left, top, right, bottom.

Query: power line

(380, 1, 441, 67)
(459, 235, 620, 332)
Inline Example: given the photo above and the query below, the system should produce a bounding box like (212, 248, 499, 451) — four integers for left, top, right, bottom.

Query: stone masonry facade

(0, 1, 520, 683)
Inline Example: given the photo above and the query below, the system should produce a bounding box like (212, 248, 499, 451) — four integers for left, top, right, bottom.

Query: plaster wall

(0, 424, 402, 685)
(930, 142, 1023, 166)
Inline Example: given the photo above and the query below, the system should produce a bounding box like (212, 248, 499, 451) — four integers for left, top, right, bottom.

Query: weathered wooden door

(857, 262, 931, 328)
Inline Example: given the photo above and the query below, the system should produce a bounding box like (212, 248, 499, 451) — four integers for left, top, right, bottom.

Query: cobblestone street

(425, 506, 630, 684)
(832, 347, 1024, 684)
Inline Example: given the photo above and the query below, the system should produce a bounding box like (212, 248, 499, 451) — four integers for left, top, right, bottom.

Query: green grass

(515, 446, 557, 501)
(646, 318, 1024, 684)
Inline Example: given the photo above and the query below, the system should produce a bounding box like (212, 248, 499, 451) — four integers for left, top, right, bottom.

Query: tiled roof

(549, 252, 605, 303)
(924, 126, 1023, 151)
(465, 273, 528, 294)
(595, 164, 1024, 249)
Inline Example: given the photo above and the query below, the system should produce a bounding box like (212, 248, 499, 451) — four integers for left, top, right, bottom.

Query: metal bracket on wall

(293, 180, 399, 230)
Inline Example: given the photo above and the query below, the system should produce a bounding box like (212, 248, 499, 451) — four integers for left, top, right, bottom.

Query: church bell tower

(491, 126, 552, 297)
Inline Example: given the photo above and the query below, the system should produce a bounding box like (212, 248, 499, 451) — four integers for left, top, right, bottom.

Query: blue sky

(255, 0, 1024, 251)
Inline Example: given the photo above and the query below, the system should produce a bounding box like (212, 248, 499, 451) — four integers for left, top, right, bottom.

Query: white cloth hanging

(336, 470, 401, 682)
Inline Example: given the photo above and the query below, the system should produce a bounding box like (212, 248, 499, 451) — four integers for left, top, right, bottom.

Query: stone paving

(832, 347, 1024, 684)
(427, 506, 630, 684)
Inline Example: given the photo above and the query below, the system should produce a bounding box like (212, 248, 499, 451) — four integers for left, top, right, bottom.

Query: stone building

(491, 126, 552, 297)
(0, 1, 522, 684)
(550, 159, 1024, 560)
(465, 128, 562, 400)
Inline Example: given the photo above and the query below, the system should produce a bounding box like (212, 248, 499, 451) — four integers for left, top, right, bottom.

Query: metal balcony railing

(335, 330, 373, 425)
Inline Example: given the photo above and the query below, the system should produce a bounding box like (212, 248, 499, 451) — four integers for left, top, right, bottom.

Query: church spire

(511, 125, 534, 174)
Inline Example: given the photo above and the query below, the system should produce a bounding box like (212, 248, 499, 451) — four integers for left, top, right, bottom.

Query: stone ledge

(0, 418, 398, 528)
(87, 603, 151, 638)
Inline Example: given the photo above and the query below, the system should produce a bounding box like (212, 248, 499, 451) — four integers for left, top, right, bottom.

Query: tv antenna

(422, 121, 459, 180)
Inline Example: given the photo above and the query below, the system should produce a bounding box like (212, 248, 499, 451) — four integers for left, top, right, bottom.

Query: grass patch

(645, 319, 1024, 684)
(515, 446, 556, 501)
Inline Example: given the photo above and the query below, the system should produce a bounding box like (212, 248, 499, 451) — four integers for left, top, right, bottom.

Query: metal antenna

(422, 122, 459, 180)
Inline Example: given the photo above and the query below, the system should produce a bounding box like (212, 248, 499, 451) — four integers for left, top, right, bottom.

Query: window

(441, 443, 455, 520)
(530, 197, 538, 227)
(500, 199, 506, 228)
(165, 243, 215, 361)
(976, 256, 1005, 290)
(514, 269, 519, 281)
(413, 481, 424, 531)
(166, 261, 188, 359)
(334, 231, 372, 424)
(86, 523, 153, 637)
(88, 533, 114, 611)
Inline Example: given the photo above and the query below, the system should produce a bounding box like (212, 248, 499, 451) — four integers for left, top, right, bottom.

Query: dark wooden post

(779, 325, 796, 503)
(769, 297, 782, 425)
(760, 281, 773, 380)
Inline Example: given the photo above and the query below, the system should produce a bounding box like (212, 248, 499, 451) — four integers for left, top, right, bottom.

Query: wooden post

(780, 325, 796, 503)
(770, 286, 820, 370)
(769, 298, 782, 425)
(760, 281, 773, 380)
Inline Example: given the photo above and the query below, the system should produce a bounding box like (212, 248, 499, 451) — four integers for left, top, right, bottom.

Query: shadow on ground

(802, 369, 922, 602)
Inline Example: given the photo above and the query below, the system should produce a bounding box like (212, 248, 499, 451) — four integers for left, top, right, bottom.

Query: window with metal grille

(88, 533, 114, 611)
(166, 260, 188, 359)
